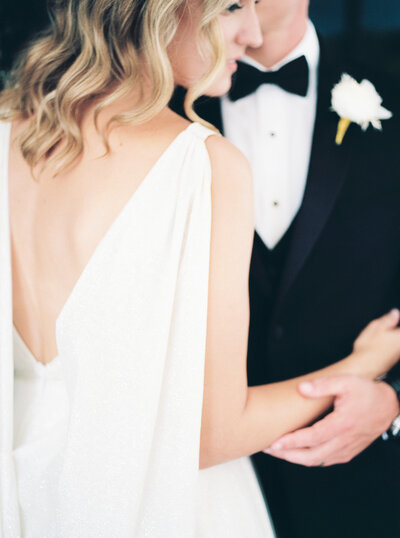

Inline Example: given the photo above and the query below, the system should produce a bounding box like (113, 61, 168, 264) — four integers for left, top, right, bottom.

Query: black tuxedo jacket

(171, 41, 400, 538)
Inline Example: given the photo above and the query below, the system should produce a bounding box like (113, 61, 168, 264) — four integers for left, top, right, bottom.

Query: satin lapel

(195, 96, 224, 134)
(275, 51, 353, 309)
(169, 87, 224, 133)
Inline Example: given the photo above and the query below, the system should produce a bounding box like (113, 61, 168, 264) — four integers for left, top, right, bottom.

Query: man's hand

(265, 375, 400, 467)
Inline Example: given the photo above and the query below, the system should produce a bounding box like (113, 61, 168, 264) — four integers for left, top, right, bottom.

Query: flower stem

(335, 117, 351, 145)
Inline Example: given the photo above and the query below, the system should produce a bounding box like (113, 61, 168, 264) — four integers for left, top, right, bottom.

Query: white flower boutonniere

(331, 73, 392, 145)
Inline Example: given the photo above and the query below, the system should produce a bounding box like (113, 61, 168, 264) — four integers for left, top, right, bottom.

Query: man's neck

(247, 18, 308, 69)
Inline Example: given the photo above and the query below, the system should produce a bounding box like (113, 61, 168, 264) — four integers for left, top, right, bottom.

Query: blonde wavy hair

(0, 0, 231, 174)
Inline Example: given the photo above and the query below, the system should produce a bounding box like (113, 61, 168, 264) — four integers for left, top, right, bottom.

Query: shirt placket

(257, 88, 289, 249)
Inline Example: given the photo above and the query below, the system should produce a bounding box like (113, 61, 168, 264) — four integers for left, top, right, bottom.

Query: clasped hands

(265, 311, 400, 467)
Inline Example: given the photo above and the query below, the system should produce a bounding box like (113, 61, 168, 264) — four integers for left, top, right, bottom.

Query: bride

(1, 0, 400, 536)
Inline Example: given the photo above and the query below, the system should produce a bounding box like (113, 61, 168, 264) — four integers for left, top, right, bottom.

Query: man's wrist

(381, 378, 400, 440)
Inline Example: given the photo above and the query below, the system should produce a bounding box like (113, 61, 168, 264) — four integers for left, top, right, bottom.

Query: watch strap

(382, 377, 400, 440)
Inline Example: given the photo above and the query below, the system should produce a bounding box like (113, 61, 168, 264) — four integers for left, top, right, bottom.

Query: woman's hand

(351, 309, 400, 378)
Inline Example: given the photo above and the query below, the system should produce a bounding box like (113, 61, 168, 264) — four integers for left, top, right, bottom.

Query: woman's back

(9, 107, 191, 365)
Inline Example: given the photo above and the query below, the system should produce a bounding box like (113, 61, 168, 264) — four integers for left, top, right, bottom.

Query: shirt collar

(242, 20, 320, 77)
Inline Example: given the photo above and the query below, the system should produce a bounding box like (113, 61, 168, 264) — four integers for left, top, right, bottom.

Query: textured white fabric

(0, 121, 275, 537)
(13, 329, 69, 538)
(222, 21, 320, 249)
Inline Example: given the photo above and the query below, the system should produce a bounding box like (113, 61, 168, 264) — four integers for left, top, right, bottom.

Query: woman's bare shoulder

(205, 134, 253, 205)
(205, 135, 252, 186)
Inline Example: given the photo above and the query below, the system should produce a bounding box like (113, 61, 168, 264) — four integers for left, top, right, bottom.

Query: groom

(171, 1, 400, 537)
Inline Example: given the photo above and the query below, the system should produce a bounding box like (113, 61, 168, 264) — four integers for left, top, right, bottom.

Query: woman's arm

(200, 136, 400, 468)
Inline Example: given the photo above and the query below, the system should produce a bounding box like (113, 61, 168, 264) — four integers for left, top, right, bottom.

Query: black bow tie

(228, 55, 309, 102)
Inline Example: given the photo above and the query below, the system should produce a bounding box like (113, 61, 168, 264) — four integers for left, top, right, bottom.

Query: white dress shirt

(222, 21, 320, 249)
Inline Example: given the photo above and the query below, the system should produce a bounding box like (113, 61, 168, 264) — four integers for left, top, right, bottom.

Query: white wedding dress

(0, 120, 275, 537)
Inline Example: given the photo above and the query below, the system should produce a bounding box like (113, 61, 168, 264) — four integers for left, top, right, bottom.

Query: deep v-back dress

(0, 120, 274, 537)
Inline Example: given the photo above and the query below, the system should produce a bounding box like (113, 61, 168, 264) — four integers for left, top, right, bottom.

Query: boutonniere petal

(331, 73, 392, 145)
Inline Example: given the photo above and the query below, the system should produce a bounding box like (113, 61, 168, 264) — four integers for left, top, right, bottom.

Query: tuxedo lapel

(169, 87, 224, 134)
(275, 47, 354, 309)
(195, 96, 224, 134)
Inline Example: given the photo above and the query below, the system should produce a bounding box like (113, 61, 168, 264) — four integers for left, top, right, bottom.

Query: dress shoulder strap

(188, 121, 220, 142)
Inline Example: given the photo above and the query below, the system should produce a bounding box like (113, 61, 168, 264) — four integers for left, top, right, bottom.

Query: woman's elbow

(198, 426, 241, 469)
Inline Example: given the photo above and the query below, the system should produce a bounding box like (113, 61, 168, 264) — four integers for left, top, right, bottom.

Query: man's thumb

(298, 376, 350, 398)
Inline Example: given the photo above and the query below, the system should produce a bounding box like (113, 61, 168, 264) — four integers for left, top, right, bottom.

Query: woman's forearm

(200, 350, 385, 468)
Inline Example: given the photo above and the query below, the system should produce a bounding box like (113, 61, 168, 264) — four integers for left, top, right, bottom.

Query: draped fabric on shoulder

(0, 122, 20, 538)
(0, 121, 274, 537)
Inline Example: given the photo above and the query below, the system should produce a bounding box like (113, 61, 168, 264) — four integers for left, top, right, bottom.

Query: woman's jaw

(169, 1, 263, 98)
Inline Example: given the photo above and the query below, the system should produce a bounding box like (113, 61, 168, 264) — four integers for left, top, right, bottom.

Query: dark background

(311, 0, 400, 82)
(1, 0, 400, 86)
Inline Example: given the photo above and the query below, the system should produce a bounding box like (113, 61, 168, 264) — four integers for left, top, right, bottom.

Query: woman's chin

(204, 73, 233, 98)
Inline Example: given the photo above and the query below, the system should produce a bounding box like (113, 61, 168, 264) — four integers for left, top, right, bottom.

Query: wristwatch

(382, 378, 400, 441)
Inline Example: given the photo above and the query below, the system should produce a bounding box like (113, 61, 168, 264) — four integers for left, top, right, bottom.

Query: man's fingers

(268, 411, 348, 451)
(379, 308, 400, 328)
(267, 428, 317, 451)
(266, 438, 344, 467)
(298, 375, 355, 399)
(368, 309, 400, 330)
